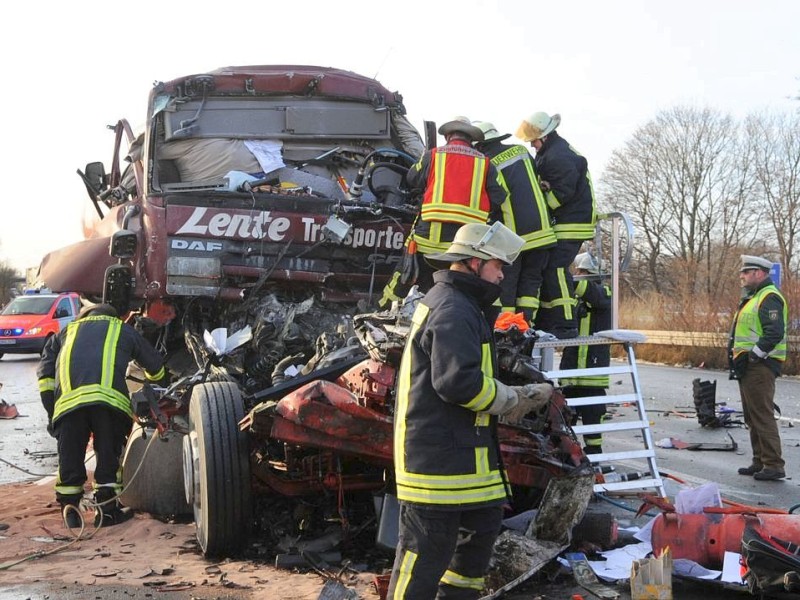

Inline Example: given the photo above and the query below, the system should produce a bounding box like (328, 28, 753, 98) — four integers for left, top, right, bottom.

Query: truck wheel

(119, 424, 191, 516)
(184, 381, 251, 556)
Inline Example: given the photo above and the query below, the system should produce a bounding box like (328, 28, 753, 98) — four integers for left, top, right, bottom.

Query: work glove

(503, 383, 554, 425)
(47, 419, 56, 438)
(539, 179, 551, 192)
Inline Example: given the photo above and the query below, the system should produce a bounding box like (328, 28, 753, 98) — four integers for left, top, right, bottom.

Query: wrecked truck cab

(40, 65, 423, 318)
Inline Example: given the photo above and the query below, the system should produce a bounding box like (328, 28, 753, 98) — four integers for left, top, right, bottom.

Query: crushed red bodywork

(245, 352, 588, 508)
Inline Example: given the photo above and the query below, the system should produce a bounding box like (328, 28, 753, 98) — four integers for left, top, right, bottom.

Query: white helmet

(574, 252, 599, 274)
(429, 222, 524, 266)
(515, 112, 561, 142)
(471, 121, 511, 143)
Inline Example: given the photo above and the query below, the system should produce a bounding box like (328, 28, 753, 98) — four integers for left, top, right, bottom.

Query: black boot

(93, 488, 133, 527)
(59, 497, 83, 529)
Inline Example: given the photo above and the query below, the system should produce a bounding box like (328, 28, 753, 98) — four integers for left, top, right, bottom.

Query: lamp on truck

(110, 230, 138, 259)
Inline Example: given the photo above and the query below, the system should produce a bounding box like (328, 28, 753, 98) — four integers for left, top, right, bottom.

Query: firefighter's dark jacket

(477, 139, 556, 251)
(394, 269, 508, 507)
(37, 315, 166, 422)
(534, 131, 597, 240)
(560, 280, 612, 387)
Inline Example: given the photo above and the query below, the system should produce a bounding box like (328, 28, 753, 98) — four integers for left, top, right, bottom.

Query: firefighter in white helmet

(387, 221, 554, 599)
(472, 120, 556, 326)
(558, 252, 611, 454)
(515, 112, 597, 338)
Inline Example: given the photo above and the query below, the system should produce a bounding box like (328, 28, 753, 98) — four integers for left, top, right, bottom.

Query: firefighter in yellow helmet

(515, 112, 597, 338)
(387, 222, 554, 599)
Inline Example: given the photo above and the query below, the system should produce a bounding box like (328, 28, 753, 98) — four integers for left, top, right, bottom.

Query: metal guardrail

(635, 330, 800, 351)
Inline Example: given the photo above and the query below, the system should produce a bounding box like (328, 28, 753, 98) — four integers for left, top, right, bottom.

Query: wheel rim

(182, 431, 199, 506)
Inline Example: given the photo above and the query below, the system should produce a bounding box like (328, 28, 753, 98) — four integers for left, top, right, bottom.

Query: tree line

(598, 106, 800, 334)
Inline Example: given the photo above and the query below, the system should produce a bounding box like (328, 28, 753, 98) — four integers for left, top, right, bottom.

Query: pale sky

(1, 0, 797, 273)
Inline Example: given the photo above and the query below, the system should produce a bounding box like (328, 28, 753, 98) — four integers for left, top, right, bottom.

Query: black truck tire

(185, 381, 252, 556)
(119, 424, 191, 516)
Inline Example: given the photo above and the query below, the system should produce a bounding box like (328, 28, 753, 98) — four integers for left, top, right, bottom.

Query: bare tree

(0, 259, 20, 306)
(745, 112, 800, 281)
(600, 106, 758, 298)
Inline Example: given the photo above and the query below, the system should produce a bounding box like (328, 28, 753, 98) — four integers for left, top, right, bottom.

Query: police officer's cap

(740, 255, 773, 272)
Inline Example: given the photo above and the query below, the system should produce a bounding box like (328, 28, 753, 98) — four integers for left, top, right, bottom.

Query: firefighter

(473, 121, 556, 325)
(729, 255, 787, 481)
(515, 112, 597, 338)
(37, 303, 168, 528)
(378, 116, 507, 308)
(387, 222, 555, 600)
(559, 252, 611, 455)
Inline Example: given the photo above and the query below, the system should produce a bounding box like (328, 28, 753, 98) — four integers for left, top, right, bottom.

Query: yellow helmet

(515, 112, 561, 142)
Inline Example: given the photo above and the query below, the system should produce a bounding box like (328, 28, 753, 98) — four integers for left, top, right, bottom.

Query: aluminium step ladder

(537, 334, 667, 497)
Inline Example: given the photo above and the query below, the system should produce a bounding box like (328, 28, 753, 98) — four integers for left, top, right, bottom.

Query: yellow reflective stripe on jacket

(412, 221, 451, 254)
(54, 384, 133, 420)
(101, 318, 122, 388)
(553, 222, 596, 239)
(39, 377, 55, 392)
(441, 569, 484, 590)
(393, 304, 429, 477)
(733, 286, 788, 360)
(145, 366, 166, 381)
(462, 344, 496, 412)
(57, 322, 80, 395)
(395, 472, 507, 505)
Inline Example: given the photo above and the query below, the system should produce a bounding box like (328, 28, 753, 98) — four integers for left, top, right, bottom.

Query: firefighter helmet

(574, 252, 599, 274)
(472, 121, 511, 143)
(515, 111, 561, 142)
(429, 222, 524, 266)
(438, 116, 485, 141)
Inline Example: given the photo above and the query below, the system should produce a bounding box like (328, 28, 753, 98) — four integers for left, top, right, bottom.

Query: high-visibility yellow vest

(732, 285, 787, 361)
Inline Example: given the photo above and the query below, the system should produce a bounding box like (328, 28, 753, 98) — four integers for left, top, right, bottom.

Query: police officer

(515, 112, 597, 338)
(559, 253, 612, 454)
(729, 255, 787, 481)
(387, 222, 554, 600)
(38, 303, 168, 527)
(379, 116, 507, 308)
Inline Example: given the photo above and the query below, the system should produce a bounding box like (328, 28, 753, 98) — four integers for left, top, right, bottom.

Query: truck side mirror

(84, 162, 108, 194)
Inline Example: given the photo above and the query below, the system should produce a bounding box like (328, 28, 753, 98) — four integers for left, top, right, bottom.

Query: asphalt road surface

(1, 352, 797, 600)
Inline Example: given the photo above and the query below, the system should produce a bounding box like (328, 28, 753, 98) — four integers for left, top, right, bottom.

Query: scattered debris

(0, 400, 19, 419)
(566, 552, 620, 599)
(685, 433, 738, 452)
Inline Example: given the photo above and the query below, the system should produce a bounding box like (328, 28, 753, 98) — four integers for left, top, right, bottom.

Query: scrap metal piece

(482, 471, 595, 598)
(685, 432, 738, 451)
